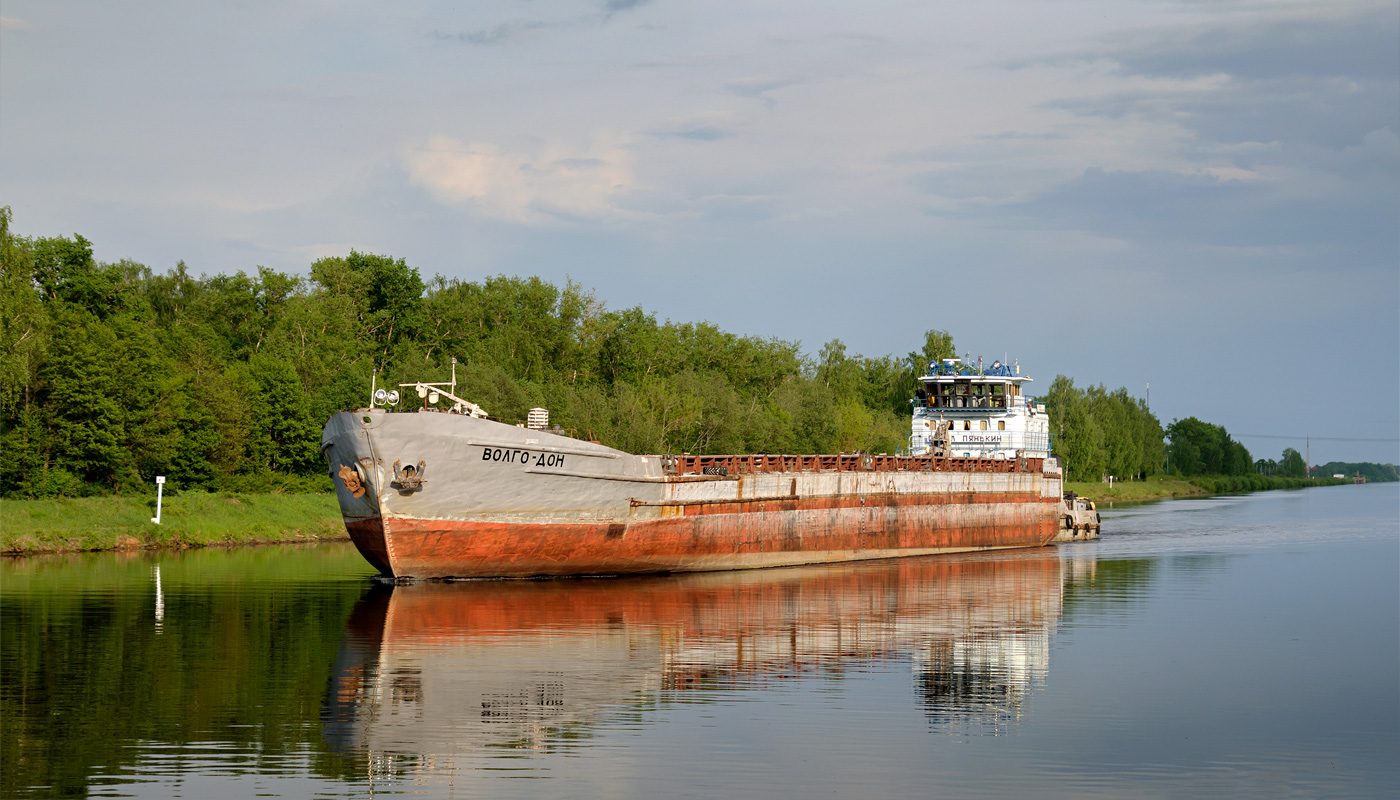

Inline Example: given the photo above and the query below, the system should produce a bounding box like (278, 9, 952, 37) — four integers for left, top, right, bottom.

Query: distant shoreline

(0, 476, 1364, 555)
(1065, 474, 1354, 504)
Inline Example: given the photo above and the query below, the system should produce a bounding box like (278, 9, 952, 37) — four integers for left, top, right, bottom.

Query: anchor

(391, 458, 427, 492)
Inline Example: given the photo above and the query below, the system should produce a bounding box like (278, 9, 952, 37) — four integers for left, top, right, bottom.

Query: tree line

(1255, 447, 1308, 478)
(14, 208, 1363, 498)
(1310, 461, 1399, 482)
(2, 210, 971, 497)
(1163, 416, 1255, 477)
(1043, 377, 1165, 482)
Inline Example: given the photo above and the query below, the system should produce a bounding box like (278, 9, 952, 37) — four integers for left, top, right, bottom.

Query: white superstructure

(909, 356, 1050, 459)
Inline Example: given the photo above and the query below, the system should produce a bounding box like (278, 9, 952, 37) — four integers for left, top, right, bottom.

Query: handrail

(655, 452, 1044, 476)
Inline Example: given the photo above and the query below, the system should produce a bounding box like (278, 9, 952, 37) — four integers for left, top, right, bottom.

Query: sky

(2, 0, 1397, 464)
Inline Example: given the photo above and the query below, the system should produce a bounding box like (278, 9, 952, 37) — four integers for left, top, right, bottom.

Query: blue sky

(3, 0, 1396, 463)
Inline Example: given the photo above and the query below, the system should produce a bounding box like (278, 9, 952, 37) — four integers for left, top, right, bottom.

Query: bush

(207, 471, 333, 494)
(14, 467, 89, 499)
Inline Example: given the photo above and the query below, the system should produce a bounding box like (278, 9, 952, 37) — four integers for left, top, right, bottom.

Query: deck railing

(912, 397, 1045, 411)
(658, 452, 1045, 477)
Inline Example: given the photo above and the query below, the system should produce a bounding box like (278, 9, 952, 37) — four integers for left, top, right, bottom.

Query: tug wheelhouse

(909, 356, 1050, 459)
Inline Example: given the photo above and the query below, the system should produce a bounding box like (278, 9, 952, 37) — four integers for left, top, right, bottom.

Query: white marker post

(151, 476, 166, 524)
(153, 564, 164, 632)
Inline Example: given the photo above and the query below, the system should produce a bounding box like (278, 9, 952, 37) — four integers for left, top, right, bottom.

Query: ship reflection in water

(324, 550, 1094, 774)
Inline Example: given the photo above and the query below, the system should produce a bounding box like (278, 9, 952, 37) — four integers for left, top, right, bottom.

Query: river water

(2, 483, 1396, 798)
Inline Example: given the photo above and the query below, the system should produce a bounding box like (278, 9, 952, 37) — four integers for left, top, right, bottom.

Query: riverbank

(1064, 476, 1210, 502)
(1064, 473, 1350, 503)
(1, 493, 345, 554)
(3, 474, 1358, 554)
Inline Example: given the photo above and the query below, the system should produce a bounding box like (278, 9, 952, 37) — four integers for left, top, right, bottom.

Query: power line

(1233, 433, 1399, 443)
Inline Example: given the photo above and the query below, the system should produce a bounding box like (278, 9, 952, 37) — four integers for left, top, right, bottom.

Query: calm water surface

(3, 483, 1396, 798)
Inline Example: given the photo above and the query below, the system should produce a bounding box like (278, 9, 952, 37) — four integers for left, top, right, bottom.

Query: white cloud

(291, 241, 358, 264)
(647, 110, 746, 141)
(401, 135, 639, 225)
(1199, 166, 1262, 182)
(0, 16, 33, 31)
(725, 74, 805, 108)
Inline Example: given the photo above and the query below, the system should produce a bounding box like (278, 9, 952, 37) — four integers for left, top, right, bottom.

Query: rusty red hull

(345, 490, 1058, 579)
(322, 409, 1065, 579)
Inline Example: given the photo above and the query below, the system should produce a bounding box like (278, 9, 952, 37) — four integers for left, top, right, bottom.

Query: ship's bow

(322, 411, 393, 576)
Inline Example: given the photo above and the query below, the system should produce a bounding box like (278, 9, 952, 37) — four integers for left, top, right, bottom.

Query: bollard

(151, 476, 165, 524)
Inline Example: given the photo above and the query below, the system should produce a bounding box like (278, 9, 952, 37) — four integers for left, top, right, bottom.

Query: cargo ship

(322, 356, 1065, 579)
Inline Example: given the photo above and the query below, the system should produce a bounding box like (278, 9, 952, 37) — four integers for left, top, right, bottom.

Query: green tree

(1046, 377, 1104, 481)
(310, 251, 424, 370)
(0, 215, 1207, 495)
(34, 307, 127, 492)
(1166, 417, 1251, 476)
(0, 209, 51, 494)
(240, 355, 319, 474)
(31, 233, 129, 318)
(1279, 447, 1306, 478)
(888, 329, 955, 414)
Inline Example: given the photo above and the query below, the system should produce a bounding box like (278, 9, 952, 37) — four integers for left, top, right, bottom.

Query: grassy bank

(1, 493, 345, 554)
(1064, 476, 1208, 502)
(1065, 474, 1350, 503)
